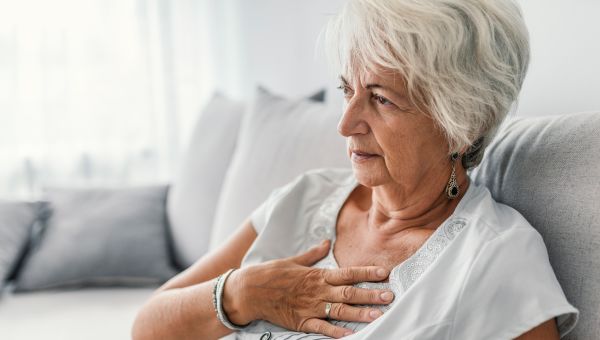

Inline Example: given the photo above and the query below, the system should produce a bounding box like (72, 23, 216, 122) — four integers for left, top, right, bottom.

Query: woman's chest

(332, 206, 435, 275)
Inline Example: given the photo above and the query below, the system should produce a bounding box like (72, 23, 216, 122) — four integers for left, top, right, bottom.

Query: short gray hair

(324, 0, 530, 168)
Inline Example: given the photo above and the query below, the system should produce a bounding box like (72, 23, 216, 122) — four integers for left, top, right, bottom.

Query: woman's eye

(373, 93, 393, 106)
(336, 85, 353, 98)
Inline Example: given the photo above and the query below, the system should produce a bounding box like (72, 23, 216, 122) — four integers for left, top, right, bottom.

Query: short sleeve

(248, 188, 281, 234)
(451, 227, 579, 339)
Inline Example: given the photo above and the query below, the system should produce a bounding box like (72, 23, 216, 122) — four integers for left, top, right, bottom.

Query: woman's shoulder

(452, 183, 579, 339)
(458, 181, 541, 243)
(249, 168, 353, 233)
(243, 168, 354, 266)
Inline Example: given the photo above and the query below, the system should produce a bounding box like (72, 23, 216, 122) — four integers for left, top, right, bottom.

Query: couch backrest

(471, 112, 600, 339)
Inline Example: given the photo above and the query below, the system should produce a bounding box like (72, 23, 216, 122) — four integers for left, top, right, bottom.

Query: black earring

(446, 152, 460, 199)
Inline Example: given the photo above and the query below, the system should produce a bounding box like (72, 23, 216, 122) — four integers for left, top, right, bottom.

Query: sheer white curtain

(0, 0, 217, 199)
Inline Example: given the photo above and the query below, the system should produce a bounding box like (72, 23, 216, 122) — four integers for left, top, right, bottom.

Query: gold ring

(325, 302, 332, 319)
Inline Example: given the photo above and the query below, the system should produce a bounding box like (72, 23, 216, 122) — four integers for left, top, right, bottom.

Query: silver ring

(324, 302, 332, 319)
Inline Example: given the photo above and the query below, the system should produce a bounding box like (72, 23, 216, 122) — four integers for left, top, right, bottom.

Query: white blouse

(233, 168, 578, 340)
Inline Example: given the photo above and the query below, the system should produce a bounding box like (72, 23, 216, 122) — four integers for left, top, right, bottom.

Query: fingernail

(376, 268, 387, 277)
(344, 331, 353, 336)
(369, 309, 383, 319)
(380, 291, 394, 302)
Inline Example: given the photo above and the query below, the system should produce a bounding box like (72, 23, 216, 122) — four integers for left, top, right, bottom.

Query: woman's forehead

(341, 68, 408, 91)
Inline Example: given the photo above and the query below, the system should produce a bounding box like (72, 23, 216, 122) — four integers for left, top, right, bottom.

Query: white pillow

(167, 93, 244, 268)
(209, 87, 350, 250)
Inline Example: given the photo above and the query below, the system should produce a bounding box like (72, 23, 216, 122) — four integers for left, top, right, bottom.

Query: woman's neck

(362, 168, 470, 238)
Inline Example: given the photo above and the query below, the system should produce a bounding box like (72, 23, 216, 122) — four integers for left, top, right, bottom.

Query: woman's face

(338, 69, 450, 191)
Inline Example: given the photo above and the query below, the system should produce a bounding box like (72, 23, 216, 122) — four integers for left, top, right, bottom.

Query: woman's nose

(337, 97, 370, 137)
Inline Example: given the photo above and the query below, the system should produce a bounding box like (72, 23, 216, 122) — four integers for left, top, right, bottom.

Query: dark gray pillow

(0, 201, 40, 289)
(307, 89, 326, 102)
(471, 112, 600, 340)
(14, 185, 177, 292)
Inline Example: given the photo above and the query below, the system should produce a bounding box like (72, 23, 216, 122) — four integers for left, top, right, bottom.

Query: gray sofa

(0, 111, 598, 340)
(0, 186, 172, 340)
(472, 111, 600, 339)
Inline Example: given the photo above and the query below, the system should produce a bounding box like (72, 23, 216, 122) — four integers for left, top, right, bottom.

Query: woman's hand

(222, 239, 395, 338)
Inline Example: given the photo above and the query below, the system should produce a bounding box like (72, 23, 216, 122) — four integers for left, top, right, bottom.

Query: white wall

(207, 0, 345, 101)
(517, 0, 600, 117)
(209, 0, 600, 117)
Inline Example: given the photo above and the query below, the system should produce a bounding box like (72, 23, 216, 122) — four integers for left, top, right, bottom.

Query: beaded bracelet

(212, 268, 250, 331)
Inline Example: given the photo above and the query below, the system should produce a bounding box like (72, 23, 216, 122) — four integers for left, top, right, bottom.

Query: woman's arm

(131, 219, 257, 340)
(132, 219, 395, 339)
(514, 317, 560, 340)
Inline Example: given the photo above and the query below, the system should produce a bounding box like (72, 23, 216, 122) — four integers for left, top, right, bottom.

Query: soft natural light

(0, 0, 214, 199)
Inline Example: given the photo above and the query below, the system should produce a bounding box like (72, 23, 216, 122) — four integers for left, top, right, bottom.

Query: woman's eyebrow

(365, 83, 407, 99)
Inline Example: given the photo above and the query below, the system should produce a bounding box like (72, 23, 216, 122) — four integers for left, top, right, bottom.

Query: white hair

(324, 0, 530, 168)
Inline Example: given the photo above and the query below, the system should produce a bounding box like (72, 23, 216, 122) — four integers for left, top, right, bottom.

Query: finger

(326, 302, 384, 323)
(289, 239, 331, 266)
(324, 266, 389, 285)
(328, 285, 395, 305)
(300, 318, 354, 339)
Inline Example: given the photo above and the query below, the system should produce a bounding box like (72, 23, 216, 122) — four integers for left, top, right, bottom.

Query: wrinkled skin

(223, 240, 395, 338)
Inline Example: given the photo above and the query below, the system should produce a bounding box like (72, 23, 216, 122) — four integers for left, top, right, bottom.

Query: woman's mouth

(351, 151, 379, 163)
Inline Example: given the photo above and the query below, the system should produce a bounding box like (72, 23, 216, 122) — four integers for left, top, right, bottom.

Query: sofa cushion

(0, 284, 156, 340)
(0, 201, 40, 289)
(167, 93, 245, 269)
(471, 111, 600, 340)
(14, 185, 176, 291)
(209, 87, 350, 250)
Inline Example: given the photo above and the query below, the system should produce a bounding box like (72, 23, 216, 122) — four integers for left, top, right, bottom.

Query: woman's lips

(351, 151, 379, 163)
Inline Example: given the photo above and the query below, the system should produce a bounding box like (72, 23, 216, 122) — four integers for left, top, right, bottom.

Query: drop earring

(446, 152, 460, 199)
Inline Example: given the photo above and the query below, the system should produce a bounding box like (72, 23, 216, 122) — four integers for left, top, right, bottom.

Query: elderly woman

(133, 0, 579, 339)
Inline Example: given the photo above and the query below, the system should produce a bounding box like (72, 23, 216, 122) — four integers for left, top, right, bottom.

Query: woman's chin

(351, 165, 387, 187)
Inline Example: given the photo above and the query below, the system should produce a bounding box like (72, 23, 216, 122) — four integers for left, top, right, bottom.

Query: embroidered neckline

(308, 171, 472, 297)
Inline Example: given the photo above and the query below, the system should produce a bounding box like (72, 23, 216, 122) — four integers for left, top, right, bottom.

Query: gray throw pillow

(471, 111, 600, 340)
(14, 185, 177, 292)
(0, 201, 40, 289)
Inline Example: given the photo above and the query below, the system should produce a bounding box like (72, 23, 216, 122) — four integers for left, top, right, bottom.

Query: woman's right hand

(222, 239, 395, 338)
